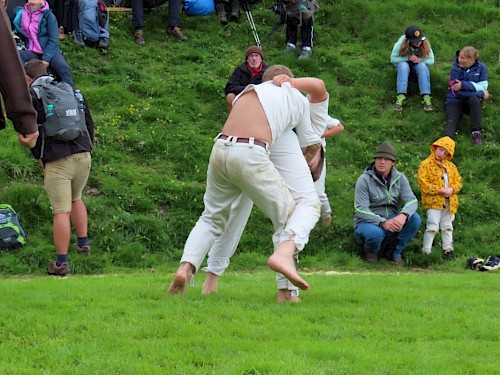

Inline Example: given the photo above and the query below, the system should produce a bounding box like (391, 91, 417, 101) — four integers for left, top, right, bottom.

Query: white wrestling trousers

(204, 130, 321, 290)
(315, 153, 331, 219)
(180, 138, 296, 273)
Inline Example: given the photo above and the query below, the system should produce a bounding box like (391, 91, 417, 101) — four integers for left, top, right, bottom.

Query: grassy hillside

(1, 0, 499, 275)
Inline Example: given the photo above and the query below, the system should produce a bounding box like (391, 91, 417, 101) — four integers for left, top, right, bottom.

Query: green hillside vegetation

(1, 0, 499, 275)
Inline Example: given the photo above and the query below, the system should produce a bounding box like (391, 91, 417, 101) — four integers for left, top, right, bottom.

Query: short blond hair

(262, 65, 294, 81)
(460, 46, 479, 61)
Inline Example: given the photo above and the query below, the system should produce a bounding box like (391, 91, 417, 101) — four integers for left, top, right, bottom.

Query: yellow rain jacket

(418, 136, 462, 214)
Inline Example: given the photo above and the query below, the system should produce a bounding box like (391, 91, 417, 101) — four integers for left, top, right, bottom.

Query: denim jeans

(131, 0, 181, 29)
(395, 61, 431, 95)
(19, 50, 74, 88)
(355, 213, 421, 258)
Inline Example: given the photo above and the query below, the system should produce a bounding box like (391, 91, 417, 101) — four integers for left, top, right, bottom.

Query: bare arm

(272, 75, 327, 103)
(323, 123, 344, 138)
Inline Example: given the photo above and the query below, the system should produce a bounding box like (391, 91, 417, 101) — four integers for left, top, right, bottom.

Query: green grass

(0, 271, 499, 374)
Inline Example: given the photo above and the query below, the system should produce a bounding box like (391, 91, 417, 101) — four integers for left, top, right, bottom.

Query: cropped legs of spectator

(215, 0, 239, 25)
(285, 16, 313, 60)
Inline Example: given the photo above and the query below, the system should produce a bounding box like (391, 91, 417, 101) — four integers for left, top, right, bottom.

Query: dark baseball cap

(405, 25, 426, 44)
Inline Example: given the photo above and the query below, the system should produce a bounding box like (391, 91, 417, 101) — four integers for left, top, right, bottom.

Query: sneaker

(47, 261, 70, 276)
(74, 243, 91, 256)
(422, 94, 434, 111)
(73, 31, 85, 47)
(285, 43, 296, 52)
(393, 94, 406, 111)
(392, 256, 405, 267)
(471, 131, 483, 146)
(298, 48, 312, 60)
(365, 252, 378, 264)
(167, 27, 188, 42)
(443, 251, 454, 261)
(98, 37, 109, 49)
(134, 29, 145, 46)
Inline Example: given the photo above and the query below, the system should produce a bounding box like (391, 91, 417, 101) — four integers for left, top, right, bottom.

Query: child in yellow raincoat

(418, 136, 462, 259)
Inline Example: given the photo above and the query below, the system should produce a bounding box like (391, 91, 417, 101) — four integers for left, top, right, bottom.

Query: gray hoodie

(354, 164, 418, 227)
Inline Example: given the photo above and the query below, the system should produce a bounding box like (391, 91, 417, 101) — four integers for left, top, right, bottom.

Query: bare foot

(167, 262, 193, 295)
(268, 250, 309, 291)
(277, 289, 301, 303)
(201, 272, 219, 295)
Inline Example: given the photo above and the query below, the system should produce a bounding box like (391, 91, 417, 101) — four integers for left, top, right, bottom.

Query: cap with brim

(373, 141, 396, 161)
(405, 25, 426, 44)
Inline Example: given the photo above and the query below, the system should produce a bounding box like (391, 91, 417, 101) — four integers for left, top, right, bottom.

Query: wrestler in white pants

(180, 137, 298, 272)
(204, 129, 321, 291)
(315, 155, 331, 220)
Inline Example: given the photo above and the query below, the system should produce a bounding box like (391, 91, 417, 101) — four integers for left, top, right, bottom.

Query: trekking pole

(242, 1, 261, 48)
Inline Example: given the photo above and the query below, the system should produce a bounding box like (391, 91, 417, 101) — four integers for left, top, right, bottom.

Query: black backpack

(32, 77, 87, 142)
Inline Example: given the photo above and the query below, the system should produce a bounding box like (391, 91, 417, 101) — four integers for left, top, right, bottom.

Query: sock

(56, 254, 68, 267)
(77, 237, 90, 248)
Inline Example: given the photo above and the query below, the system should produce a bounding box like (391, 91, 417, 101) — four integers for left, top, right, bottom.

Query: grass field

(1, 271, 499, 374)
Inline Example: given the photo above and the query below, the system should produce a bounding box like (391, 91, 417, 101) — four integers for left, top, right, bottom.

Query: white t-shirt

(235, 82, 320, 147)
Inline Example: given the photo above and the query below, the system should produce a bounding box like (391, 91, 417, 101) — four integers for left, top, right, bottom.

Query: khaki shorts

(44, 152, 91, 214)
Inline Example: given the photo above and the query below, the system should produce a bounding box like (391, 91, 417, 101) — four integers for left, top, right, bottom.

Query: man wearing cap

(224, 45, 268, 112)
(390, 25, 435, 111)
(354, 141, 421, 266)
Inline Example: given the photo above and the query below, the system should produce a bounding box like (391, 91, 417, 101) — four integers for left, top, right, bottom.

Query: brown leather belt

(217, 134, 268, 149)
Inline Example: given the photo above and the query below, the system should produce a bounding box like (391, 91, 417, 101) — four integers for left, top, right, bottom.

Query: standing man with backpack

(283, 0, 319, 59)
(24, 59, 94, 276)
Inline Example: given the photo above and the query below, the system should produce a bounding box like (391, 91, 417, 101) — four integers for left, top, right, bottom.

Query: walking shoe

(298, 47, 312, 60)
(471, 131, 483, 146)
(98, 37, 109, 49)
(47, 262, 70, 276)
(73, 31, 85, 47)
(285, 43, 296, 52)
(134, 29, 145, 45)
(393, 94, 406, 111)
(392, 256, 405, 267)
(443, 251, 454, 261)
(365, 252, 378, 264)
(166, 27, 188, 42)
(422, 94, 434, 111)
(74, 243, 91, 256)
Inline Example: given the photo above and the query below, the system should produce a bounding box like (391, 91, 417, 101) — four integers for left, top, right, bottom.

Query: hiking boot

(443, 251, 454, 261)
(298, 47, 312, 60)
(134, 29, 145, 45)
(285, 43, 296, 52)
(216, 3, 228, 25)
(167, 27, 188, 42)
(230, 0, 240, 21)
(74, 243, 91, 256)
(471, 131, 483, 146)
(47, 261, 70, 276)
(365, 252, 378, 264)
(393, 94, 406, 111)
(392, 256, 405, 267)
(73, 31, 85, 47)
(422, 94, 434, 111)
(98, 37, 109, 49)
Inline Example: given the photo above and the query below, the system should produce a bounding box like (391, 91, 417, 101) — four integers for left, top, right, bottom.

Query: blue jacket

(445, 51, 488, 104)
(13, 5, 60, 63)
